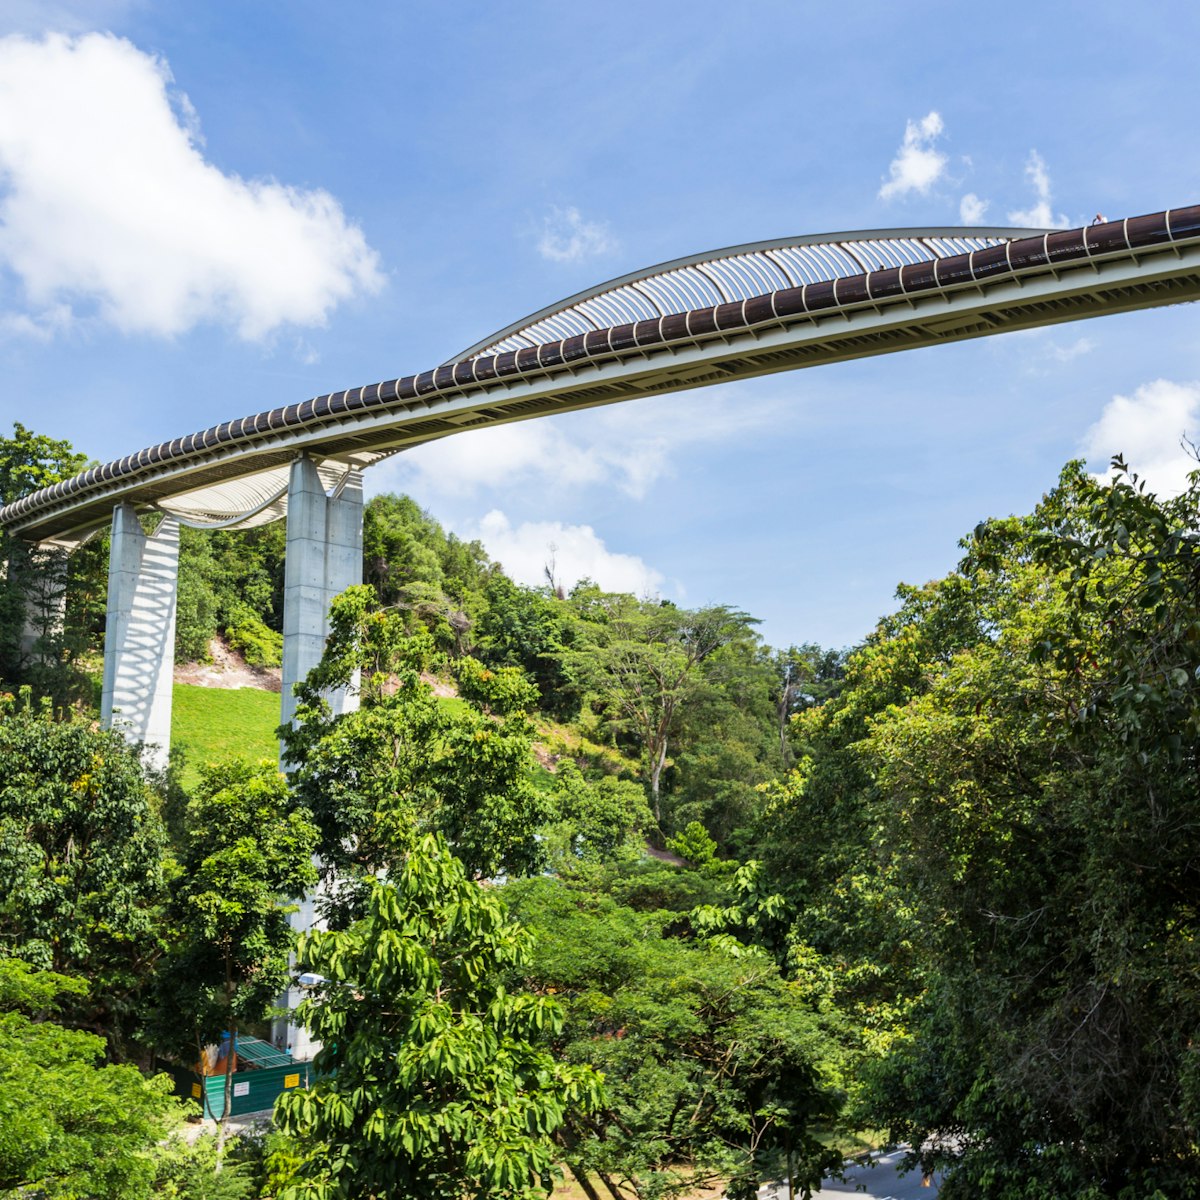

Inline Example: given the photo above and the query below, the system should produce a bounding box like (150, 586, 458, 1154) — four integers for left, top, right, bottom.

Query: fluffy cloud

(537, 205, 617, 263)
(372, 388, 777, 503)
(471, 510, 664, 596)
(959, 192, 989, 223)
(1081, 379, 1200, 496)
(0, 32, 383, 339)
(1007, 150, 1069, 229)
(879, 111, 947, 201)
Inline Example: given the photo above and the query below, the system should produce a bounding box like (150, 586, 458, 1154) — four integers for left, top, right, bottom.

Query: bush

(222, 603, 283, 668)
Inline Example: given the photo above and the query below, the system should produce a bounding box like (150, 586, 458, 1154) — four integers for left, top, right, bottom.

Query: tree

(272, 834, 603, 1200)
(175, 523, 287, 665)
(0, 958, 183, 1200)
(541, 760, 654, 869)
(564, 595, 758, 826)
(362, 493, 491, 654)
(504, 878, 843, 1200)
(0, 690, 167, 1049)
(476, 574, 576, 718)
(281, 586, 550, 922)
(768, 645, 845, 769)
(0, 422, 93, 694)
(831, 462, 1200, 1195)
(149, 759, 318, 1127)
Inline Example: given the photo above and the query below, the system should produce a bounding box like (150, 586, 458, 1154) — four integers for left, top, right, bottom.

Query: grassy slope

(171, 681, 562, 794)
(171, 684, 280, 791)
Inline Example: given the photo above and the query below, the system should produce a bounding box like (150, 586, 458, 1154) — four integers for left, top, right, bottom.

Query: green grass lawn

(171, 682, 561, 796)
(171, 684, 280, 791)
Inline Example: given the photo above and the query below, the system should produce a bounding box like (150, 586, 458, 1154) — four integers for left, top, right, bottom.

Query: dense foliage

(274, 836, 603, 1200)
(0, 691, 167, 1049)
(6, 416, 1200, 1197)
(755, 463, 1200, 1196)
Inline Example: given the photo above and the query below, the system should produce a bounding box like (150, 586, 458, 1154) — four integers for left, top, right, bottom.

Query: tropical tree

(564, 594, 758, 825)
(281, 585, 550, 924)
(809, 462, 1200, 1196)
(0, 690, 166, 1049)
(0, 958, 182, 1200)
(273, 834, 604, 1200)
(505, 878, 843, 1200)
(149, 759, 318, 1127)
(0, 422, 94, 695)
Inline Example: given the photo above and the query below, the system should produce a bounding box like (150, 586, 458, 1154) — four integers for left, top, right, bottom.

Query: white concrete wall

(279, 457, 363, 729)
(275, 457, 363, 1061)
(100, 504, 178, 775)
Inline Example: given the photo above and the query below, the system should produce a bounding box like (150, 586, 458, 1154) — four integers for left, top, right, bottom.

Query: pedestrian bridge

(3, 204, 1199, 765)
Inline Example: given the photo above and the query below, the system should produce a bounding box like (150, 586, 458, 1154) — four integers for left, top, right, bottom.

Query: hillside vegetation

(3, 422, 1200, 1197)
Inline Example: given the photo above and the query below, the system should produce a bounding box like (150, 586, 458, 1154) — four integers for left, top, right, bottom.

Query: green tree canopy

(0, 692, 166, 1049)
(273, 834, 603, 1200)
(0, 958, 182, 1200)
(281, 586, 551, 921)
(0, 423, 93, 691)
(148, 759, 318, 1123)
(563, 594, 759, 826)
(504, 878, 843, 1200)
(767, 462, 1200, 1196)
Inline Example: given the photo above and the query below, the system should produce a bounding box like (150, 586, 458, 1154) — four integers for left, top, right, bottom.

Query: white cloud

(537, 205, 616, 263)
(1081, 379, 1200, 496)
(879, 111, 947, 201)
(1045, 336, 1094, 364)
(959, 192, 989, 223)
(0, 32, 383, 339)
(372, 388, 778, 504)
(293, 338, 321, 366)
(0, 303, 72, 341)
(471, 510, 664, 596)
(1007, 150, 1070, 229)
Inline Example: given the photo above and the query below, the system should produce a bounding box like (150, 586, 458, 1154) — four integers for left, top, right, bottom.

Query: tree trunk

(215, 1021, 236, 1166)
(569, 1164, 605, 1200)
(648, 737, 668, 824)
(778, 680, 794, 768)
(597, 1171, 630, 1200)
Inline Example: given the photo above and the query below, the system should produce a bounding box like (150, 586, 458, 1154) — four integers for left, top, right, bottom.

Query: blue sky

(1, 1, 1198, 649)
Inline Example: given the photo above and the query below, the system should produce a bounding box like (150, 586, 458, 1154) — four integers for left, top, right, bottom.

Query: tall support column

(100, 504, 179, 774)
(280, 457, 363, 730)
(275, 458, 362, 1062)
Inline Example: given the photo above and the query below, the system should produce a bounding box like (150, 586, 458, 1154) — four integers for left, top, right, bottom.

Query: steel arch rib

(3, 207, 1200, 547)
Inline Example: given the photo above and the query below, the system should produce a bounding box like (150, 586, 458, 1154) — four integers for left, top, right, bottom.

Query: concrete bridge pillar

(274, 457, 362, 1062)
(279, 456, 363, 730)
(100, 504, 179, 774)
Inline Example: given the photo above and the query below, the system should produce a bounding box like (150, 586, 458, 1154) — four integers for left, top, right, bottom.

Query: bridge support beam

(274, 457, 362, 1063)
(279, 456, 363, 732)
(100, 504, 179, 774)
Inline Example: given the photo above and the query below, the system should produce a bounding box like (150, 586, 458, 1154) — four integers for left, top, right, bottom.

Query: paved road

(761, 1148, 939, 1199)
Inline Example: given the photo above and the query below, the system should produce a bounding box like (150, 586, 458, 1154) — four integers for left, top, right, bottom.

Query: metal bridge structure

(3, 203, 1200, 770)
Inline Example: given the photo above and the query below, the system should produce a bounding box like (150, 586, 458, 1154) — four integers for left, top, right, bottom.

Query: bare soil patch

(174, 637, 282, 693)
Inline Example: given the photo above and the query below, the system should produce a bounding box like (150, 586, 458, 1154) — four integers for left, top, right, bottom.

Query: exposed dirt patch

(643, 842, 687, 866)
(174, 637, 282, 693)
(532, 743, 560, 773)
(421, 672, 459, 699)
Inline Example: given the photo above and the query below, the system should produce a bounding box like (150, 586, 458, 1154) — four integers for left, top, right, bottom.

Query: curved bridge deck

(3, 205, 1199, 547)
